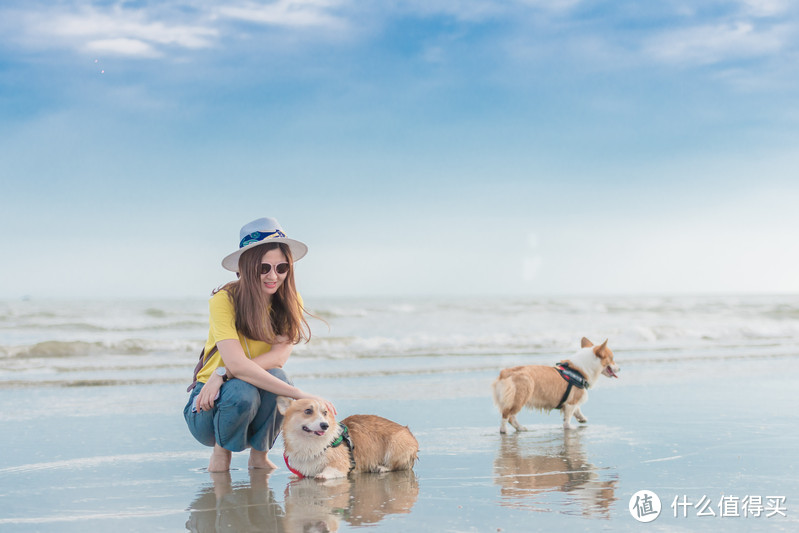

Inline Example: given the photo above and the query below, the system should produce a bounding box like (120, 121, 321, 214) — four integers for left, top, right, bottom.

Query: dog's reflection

(186, 469, 419, 533)
(284, 470, 419, 531)
(493, 430, 618, 518)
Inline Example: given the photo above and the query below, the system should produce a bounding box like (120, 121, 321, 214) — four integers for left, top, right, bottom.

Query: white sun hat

(221, 217, 308, 272)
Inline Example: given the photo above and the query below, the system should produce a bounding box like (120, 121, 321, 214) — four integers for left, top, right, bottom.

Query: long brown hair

(214, 243, 311, 344)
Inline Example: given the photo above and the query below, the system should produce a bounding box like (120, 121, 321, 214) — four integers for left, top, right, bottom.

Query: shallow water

(1, 296, 798, 531)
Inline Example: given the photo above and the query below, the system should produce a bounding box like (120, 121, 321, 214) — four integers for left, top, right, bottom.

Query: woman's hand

(196, 371, 223, 412)
(303, 394, 337, 417)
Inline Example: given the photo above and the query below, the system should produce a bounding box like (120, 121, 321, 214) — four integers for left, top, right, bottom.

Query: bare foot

(248, 448, 278, 470)
(208, 444, 232, 472)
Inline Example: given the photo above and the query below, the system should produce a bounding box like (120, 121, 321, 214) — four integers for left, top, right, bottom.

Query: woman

(184, 217, 335, 472)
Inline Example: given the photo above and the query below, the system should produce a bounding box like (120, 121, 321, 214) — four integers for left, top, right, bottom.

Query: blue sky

(1, 0, 798, 299)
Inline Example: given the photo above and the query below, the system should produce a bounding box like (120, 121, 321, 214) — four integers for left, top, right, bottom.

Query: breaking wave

(2, 294, 798, 388)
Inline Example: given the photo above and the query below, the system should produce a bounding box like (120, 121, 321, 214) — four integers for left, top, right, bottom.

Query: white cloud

(0, 0, 797, 89)
(387, 0, 582, 22)
(85, 38, 159, 57)
(50, 11, 217, 48)
(6, 5, 218, 57)
(645, 21, 788, 65)
(0, 1, 356, 57)
(217, 0, 347, 28)
(516, 0, 583, 11)
(739, 0, 790, 17)
(390, 0, 504, 21)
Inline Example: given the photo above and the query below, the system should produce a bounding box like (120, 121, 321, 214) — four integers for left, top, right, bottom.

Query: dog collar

(283, 452, 305, 478)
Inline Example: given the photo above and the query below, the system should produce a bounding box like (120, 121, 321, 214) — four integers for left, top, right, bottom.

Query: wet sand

(1, 354, 798, 532)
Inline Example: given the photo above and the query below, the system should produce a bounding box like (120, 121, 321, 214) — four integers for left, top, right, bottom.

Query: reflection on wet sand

(493, 430, 618, 518)
(186, 469, 419, 532)
(186, 470, 284, 532)
(284, 470, 418, 531)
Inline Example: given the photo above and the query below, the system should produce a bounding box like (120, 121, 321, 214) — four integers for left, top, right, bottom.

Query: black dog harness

(555, 362, 590, 409)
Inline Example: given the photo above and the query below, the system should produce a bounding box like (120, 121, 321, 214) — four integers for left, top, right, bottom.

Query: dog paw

(577, 417, 588, 424)
(316, 468, 346, 480)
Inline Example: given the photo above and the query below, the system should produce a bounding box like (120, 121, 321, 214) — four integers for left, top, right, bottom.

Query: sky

(1, 0, 798, 300)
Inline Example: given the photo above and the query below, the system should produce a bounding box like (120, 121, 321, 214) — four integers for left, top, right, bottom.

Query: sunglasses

(260, 262, 290, 275)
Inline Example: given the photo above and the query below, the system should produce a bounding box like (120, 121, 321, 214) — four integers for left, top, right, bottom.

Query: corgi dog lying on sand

(277, 397, 419, 480)
(492, 337, 619, 432)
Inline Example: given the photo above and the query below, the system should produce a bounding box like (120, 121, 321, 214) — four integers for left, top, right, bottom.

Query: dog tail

(492, 376, 516, 413)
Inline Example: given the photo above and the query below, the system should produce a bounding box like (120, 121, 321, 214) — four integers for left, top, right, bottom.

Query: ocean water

(1, 294, 798, 532)
(2, 294, 799, 389)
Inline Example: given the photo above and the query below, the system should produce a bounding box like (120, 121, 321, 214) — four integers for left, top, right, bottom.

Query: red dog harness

(284, 452, 306, 478)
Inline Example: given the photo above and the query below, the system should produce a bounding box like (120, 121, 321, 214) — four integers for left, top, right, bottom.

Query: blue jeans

(183, 368, 291, 452)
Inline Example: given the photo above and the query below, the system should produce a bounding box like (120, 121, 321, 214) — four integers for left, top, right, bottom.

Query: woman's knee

(221, 379, 261, 414)
(184, 391, 217, 447)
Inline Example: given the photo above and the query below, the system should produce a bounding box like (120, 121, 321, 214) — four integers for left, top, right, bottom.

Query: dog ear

(276, 396, 293, 415)
(581, 337, 593, 348)
(593, 339, 609, 357)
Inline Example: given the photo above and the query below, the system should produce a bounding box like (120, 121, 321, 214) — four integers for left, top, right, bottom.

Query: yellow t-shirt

(195, 289, 303, 384)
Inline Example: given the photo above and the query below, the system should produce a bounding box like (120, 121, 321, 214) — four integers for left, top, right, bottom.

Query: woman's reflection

(186, 470, 284, 532)
(186, 469, 419, 532)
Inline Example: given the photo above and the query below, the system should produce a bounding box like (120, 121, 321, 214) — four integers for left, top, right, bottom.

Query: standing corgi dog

(277, 397, 419, 480)
(492, 337, 619, 432)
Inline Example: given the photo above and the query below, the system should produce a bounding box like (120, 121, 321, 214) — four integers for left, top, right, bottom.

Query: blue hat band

(239, 229, 286, 248)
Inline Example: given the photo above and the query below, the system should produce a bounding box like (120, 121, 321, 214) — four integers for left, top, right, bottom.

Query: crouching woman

(184, 217, 335, 472)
